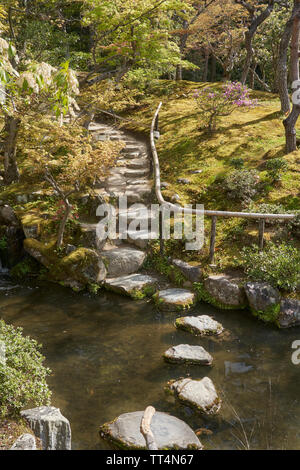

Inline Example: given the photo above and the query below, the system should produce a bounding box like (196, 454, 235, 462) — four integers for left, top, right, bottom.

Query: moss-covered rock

(244, 282, 281, 323)
(195, 275, 247, 310)
(153, 288, 196, 312)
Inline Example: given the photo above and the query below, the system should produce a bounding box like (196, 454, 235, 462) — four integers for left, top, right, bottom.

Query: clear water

(0, 277, 299, 450)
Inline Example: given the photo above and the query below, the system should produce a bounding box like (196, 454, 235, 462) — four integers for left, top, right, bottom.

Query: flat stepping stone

(167, 377, 221, 415)
(154, 288, 196, 312)
(175, 315, 224, 336)
(126, 229, 158, 249)
(104, 274, 158, 299)
(101, 247, 146, 277)
(163, 344, 213, 365)
(99, 411, 203, 450)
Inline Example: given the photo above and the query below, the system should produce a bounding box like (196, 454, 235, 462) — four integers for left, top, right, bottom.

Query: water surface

(0, 277, 299, 450)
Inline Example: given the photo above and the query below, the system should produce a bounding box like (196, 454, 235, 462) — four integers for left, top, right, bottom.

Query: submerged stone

(163, 344, 213, 365)
(175, 315, 224, 336)
(104, 273, 158, 299)
(100, 410, 202, 450)
(154, 288, 196, 312)
(167, 377, 221, 415)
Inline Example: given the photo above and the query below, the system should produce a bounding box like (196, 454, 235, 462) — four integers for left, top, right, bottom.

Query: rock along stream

(0, 275, 299, 450)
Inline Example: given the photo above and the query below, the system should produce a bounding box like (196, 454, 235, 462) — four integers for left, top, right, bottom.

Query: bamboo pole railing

(150, 102, 296, 262)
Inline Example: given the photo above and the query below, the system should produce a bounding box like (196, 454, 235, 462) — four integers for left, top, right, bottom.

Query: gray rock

(161, 182, 170, 189)
(167, 377, 221, 415)
(172, 259, 203, 283)
(163, 344, 213, 365)
(126, 229, 158, 249)
(278, 298, 300, 328)
(204, 275, 247, 309)
(177, 178, 190, 184)
(105, 273, 158, 299)
(244, 282, 281, 322)
(175, 315, 224, 336)
(189, 170, 203, 174)
(102, 247, 146, 277)
(171, 194, 181, 202)
(23, 225, 39, 239)
(100, 410, 202, 450)
(65, 244, 76, 255)
(21, 406, 71, 450)
(10, 433, 36, 450)
(0, 204, 20, 227)
(155, 288, 196, 312)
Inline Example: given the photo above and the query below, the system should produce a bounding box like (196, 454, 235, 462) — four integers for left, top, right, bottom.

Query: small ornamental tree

(194, 82, 258, 133)
(0, 37, 79, 184)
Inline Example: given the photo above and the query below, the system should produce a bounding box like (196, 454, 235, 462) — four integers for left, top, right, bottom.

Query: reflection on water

(0, 277, 299, 450)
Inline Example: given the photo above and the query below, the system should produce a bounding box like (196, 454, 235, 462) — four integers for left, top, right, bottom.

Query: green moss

(250, 302, 281, 324)
(193, 282, 247, 310)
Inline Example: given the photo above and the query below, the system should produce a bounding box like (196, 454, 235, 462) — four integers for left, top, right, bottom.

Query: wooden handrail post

(258, 218, 265, 251)
(140, 406, 158, 450)
(209, 216, 217, 264)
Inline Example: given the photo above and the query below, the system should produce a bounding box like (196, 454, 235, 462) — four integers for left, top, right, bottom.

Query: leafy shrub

(224, 169, 259, 202)
(240, 243, 300, 292)
(0, 320, 51, 417)
(229, 157, 244, 169)
(265, 158, 288, 182)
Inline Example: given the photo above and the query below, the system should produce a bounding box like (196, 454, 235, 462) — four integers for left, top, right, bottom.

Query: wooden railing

(150, 102, 296, 263)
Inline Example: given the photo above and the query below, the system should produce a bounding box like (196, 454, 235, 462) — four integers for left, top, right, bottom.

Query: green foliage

(241, 243, 300, 292)
(265, 158, 288, 182)
(224, 169, 259, 203)
(0, 320, 51, 417)
(10, 257, 40, 280)
(229, 157, 244, 169)
(0, 236, 7, 251)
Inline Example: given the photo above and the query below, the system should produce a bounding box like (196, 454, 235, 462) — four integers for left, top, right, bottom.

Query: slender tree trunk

(239, 0, 275, 85)
(284, 0, 300, 153)
(277, 3, 297, 114)
(211, 53, 216, 81)
(57, 200, 72, 249)
(249, 63, 256, 89)
(203, 48, 210, 82)
(3, 115, 21, 185)
(175, 64, 182, 81)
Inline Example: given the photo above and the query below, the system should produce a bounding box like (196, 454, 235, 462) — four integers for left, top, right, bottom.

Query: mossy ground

(0, 418, 39, 450)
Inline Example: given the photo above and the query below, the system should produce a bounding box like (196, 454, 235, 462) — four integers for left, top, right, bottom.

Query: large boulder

(102, 247, 146, 277)
(202, 275, 247, 309)
(100, 411, 202, 450)
(171, 259, 203, 283)
(244, 282, 281, 323)
(163, 344, 213, 365)
(21, 406, 71, 450)
(167, 377, 221, 415)
(154, 288, 196, 312)
(10, 434, 36, 450)
(175, 315, 224, 336)
(277, 298, 300, 328)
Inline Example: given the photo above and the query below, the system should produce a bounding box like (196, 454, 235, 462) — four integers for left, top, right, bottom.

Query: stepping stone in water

(163, 344, 213, 365)
(166, 377, 221, 415)
(175, 315, 224, 336)
(99, 411, 203, 450)
(104, 274, 158, 299)
(154, 288, 196, 312)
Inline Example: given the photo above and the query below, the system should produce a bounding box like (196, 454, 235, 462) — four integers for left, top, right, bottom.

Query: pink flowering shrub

(194, 82, 258, 133)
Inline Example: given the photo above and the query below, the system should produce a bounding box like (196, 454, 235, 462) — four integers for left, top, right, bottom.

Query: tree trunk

(175, 64, 182, 81)
(211, 53, 216, 81)
(240, 1, 275, 85)
(283, 0, 300, 153)
(3, 115, 21, 185)
(277, 2, 298, 114)
(203, 48, 210, 82)
(57, 200, 72, 249)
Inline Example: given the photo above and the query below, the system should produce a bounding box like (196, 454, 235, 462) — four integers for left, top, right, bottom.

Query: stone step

(163, 344, 213, 366)
(125, 229, 158, 249)
(101, 246, 146, 277)
(166, 377, 221, 415)
(154, 288, 196, 312)
(125, 158, 150, 170)
(175, 315, 224, 336)
(122, 145, 145, 154)
(124, 168, 150, 178)
(104, 273, 159, 299)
